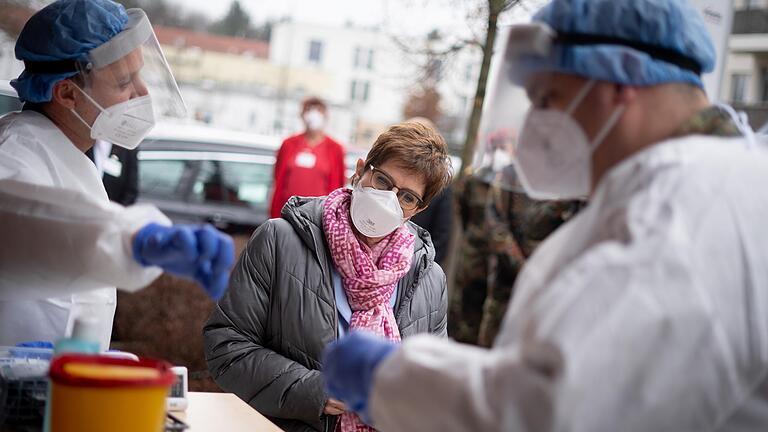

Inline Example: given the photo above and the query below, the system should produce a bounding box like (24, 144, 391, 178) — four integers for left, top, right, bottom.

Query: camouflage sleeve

(524, 200, 578, 242)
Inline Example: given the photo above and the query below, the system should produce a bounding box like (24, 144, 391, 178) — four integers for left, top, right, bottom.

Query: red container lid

(49, 354, 175, 388)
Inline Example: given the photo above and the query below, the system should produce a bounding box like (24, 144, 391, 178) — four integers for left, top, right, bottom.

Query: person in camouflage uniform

(450, 163, 583, 347)
(449, 104, 744, 347)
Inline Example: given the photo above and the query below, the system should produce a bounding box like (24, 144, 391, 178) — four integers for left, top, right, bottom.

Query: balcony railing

(733, 9, 768, 34)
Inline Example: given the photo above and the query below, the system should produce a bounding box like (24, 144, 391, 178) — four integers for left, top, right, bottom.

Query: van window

(191, 159, 272, 207)
(139, 159, 194, 199)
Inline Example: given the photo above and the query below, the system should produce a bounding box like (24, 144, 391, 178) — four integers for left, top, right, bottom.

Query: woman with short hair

(204, 121, 453, 432)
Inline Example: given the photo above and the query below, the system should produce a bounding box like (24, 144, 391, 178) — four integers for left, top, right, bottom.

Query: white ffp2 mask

(71, 85, 156, 150)
(303, 109, 326, 132)
(350, 182, 405, 238)
(515, 80, 625, 200)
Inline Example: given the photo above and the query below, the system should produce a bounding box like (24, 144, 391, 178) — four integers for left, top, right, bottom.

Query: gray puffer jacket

(203, 196, 448, 432)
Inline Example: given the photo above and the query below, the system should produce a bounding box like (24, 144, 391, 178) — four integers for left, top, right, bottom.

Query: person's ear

(354, 159, 365, 180)
(51, 79, 78, 110)
(615, 84, 637, 105)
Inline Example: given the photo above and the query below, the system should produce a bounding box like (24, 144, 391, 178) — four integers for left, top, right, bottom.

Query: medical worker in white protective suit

(0, 0, 234, 351)
(322, 0, 768, 430)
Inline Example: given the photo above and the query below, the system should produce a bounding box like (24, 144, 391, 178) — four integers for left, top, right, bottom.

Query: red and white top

(270, 133, 346, 219)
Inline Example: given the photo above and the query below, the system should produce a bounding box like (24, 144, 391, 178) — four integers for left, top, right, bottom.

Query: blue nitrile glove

(322, 332, 397, 424)
(132, 223, 235, 300)
(15, 341, 54, 349)
(12, 341, 54, 359)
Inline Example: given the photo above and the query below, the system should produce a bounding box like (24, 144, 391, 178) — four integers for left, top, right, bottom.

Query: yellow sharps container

(49, 354, 175, 432)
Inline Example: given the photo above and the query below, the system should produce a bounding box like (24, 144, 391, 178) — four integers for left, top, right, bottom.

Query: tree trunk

(457, 0, 503, 181)
(445, 0, 515, 314)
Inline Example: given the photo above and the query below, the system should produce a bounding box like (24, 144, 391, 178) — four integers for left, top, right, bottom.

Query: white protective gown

(0, 110, 170, 350)
(369, 134, 768, 432)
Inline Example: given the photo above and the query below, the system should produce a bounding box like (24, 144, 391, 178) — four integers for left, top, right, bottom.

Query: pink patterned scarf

(323, 188, 415, 432)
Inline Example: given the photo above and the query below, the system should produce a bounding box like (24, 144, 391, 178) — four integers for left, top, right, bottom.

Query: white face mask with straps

(70, 84, 155, 150)
(350, 181, 405, 238)
(303, 109, 326, 132)
(515, 79, 625, 200)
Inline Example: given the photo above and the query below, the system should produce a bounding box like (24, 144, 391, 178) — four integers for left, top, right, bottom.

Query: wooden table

(171, 392, 283, 431)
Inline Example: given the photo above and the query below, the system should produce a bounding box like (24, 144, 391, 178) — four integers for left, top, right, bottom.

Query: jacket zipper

(324, 254, 337, 432)
(394, 253, 427, 322)
(327, 255, 339, 340)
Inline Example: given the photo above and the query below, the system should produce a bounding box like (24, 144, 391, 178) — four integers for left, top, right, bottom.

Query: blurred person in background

(450, 131, 583, 346)
(270, 96, 346, 219)
(204, 121, 451, 432)
(86, 139, 139, 206)
(410, 186, 452, 265)
(407, 117, 453, 266)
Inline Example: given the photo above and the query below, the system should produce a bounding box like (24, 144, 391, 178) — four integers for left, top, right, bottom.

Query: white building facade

(721, 0, 768, 129)
(269, 20, 480, 149)
(0, 17, 481, 151)
(270, 21, 410, 148)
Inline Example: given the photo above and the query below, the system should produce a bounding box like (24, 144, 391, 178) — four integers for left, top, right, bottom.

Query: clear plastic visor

(471, 25, 546, 192)
(74, 8, 186, 118)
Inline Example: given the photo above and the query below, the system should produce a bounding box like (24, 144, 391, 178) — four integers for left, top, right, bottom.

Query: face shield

(21, 8, 186, 148)
(74, 8, 186, 118)
(477, 21, 706, 194)
(22, 8, 186, 119)
(471, 26, 535, 193)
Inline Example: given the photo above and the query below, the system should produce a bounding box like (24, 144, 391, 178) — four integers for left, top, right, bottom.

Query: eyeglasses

(366, 165, 424, 211)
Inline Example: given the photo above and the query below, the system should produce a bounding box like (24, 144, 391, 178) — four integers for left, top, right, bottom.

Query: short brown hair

(301, 96, 327, 113)
(364, 121, 453, 206)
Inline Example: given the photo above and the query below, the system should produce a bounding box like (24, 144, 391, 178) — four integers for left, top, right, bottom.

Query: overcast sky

(174, 0, 549, 38)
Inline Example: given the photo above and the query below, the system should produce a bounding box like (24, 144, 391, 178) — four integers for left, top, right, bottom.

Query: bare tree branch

(500, 0, 523, 14)
(0, 0, 37, 40)
(391, 34, 477, 58)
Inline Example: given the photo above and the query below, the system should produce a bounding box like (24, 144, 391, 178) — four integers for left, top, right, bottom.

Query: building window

(308, 40, 323, 64)
(745, 0, 762, 9)
(761, 67, 768, 102)
(354, 47, 374, 70)
(350, 80, 370, 103)
(730, 73, 749, 103)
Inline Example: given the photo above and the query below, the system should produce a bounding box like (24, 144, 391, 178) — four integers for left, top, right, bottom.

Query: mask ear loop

(70, 107, 93, 131)
(71, 82, 108, 112)
(564, 79, 625, 151)
(565, 79, 596, 115)
(69, 82, 107, 131)
(590, 105, 626, 150)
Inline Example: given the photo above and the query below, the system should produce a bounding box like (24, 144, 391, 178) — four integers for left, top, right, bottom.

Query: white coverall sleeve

(0, 179, 171, 299)
(368, 246, 760, 431)
(369, 335, 560, 432)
